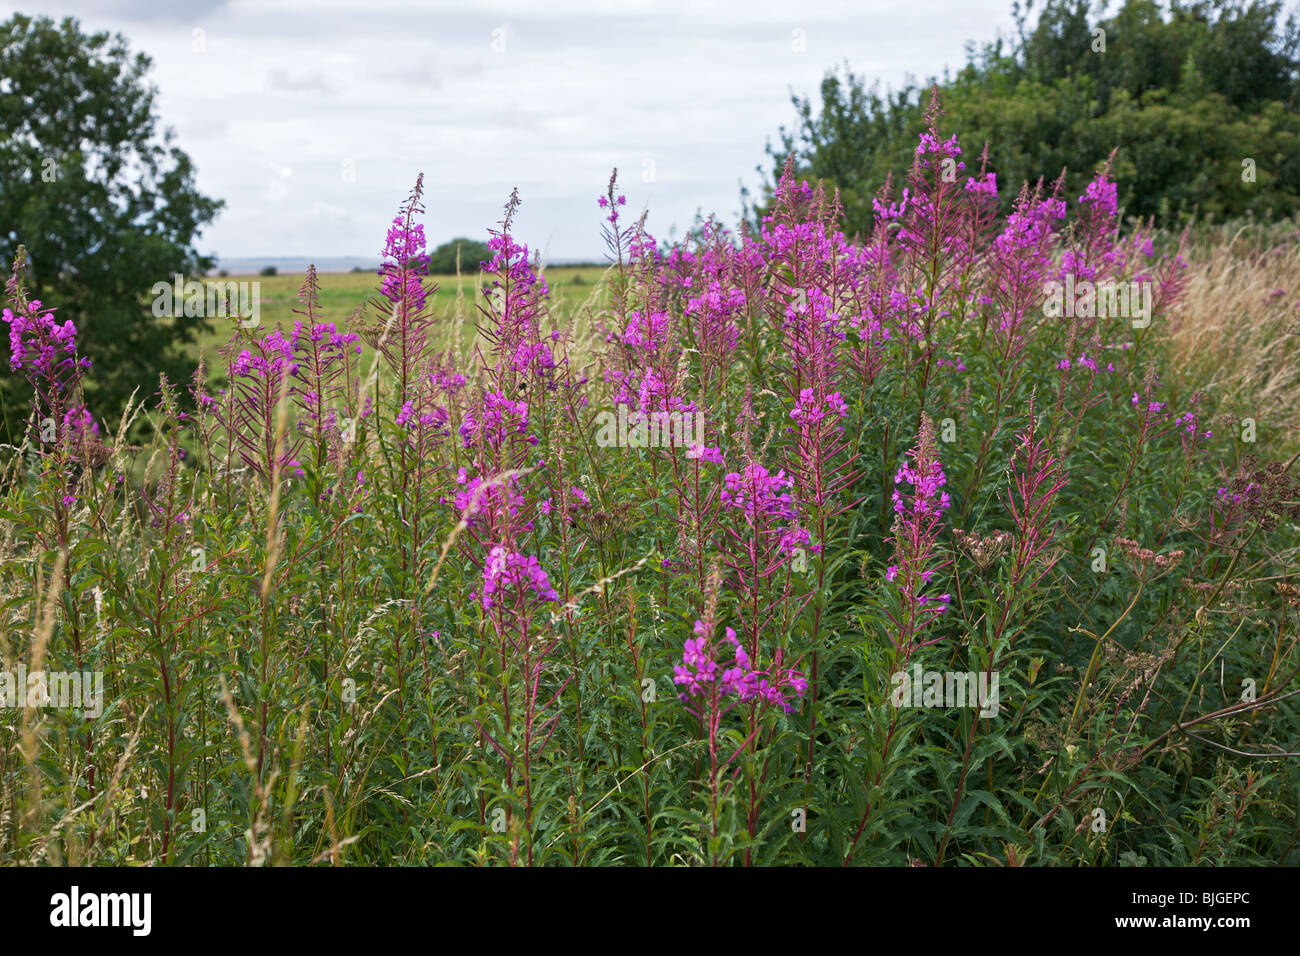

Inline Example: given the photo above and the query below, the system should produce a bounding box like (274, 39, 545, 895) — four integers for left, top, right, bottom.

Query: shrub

(427, 237, 491, 275)
(763, 0, 1300, 236)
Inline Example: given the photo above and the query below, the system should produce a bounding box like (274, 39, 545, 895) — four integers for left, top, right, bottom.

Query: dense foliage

(764, 0, 1300, 236)
(2, 109, 1298, 865)
(0, 14, 223, 444)
(427, 237, 491, 275)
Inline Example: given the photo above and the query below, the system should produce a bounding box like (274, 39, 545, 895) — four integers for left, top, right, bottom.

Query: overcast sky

(6, 0, 1019, 264)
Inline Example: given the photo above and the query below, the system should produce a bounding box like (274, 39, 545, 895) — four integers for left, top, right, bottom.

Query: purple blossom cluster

(450, 468, 527, 526)
(230, 329, 297, 379)
(885, 417, 953, 649)
(673, 619, 808, 714)
(3, 300, 87, 379)
(458, 391, 534, 449)
(480, 545, 559, 611)
(378, 213, 429, 310)
(3, 256, 103, 463)
(790, 387, 848, 425)
(721, 462, 797, 522)
(892, 452, 951, 519)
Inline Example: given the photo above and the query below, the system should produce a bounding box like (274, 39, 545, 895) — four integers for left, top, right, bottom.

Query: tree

(762, 0, 1300, 237)
(426, 237, 490, 275)
(0, 14, 223, 441)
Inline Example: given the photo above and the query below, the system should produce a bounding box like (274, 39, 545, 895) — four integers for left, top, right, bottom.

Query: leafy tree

(762, 0, 1300, 236)
(0, 14, 223, 440)
(426, 237, 490, 275)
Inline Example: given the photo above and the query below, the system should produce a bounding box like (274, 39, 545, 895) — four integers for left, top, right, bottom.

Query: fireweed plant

(2, 95, 1299, 866)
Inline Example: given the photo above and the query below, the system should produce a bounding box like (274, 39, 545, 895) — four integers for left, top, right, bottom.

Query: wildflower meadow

(2, 96, 1298, 869)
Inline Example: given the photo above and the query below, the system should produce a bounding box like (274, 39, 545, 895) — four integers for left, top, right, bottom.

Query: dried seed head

(1276, 583, 1300, 608)
(952, 528, 1013, 570)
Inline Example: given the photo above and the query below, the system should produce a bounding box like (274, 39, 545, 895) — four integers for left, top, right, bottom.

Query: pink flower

(885, 415, 953, 650)
(480, 546, 558, 612)
(686, 442, 725, 464)
(674, 620, 806, 713)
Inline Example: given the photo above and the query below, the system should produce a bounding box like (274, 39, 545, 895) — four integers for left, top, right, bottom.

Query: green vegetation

(762, 0, 1300, 236)
(3, 161, 1298, 865)
(0, 13, 223, 442)
(187, 265, 604, 347)
(427, 237, 492, 275)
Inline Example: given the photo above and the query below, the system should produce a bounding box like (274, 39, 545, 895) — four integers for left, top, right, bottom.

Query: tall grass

(1167, 217, 1300, 453)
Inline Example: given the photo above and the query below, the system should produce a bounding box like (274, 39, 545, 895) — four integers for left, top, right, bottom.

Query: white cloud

(3, 0, 1018, 262)
(266, 67, 342, 94)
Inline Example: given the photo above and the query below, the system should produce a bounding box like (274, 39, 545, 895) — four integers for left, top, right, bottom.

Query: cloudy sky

(6, 0, 1019, 266)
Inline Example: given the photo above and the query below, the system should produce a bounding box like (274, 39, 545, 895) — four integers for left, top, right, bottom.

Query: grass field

(189, 265, 610, 368)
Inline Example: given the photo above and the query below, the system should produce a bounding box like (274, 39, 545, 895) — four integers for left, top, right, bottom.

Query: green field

(190, 265, 610, 368)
